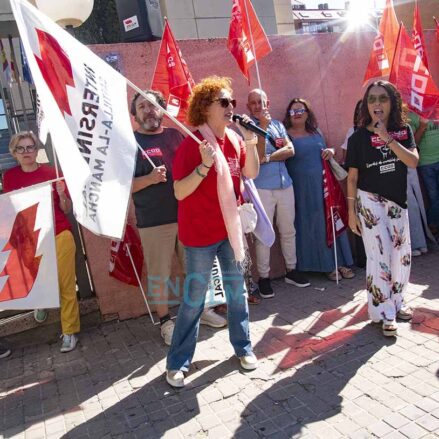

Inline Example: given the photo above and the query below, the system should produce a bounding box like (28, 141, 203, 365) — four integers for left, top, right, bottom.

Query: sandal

(338, 266, 355, 279)
(326, 270, 339, 281)
(396, 306, 413, 321)
(247, 294, 261, 305)
(382, 320, 398, 337)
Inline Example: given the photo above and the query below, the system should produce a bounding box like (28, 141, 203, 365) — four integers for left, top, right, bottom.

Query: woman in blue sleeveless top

(283, 98, 354, 280)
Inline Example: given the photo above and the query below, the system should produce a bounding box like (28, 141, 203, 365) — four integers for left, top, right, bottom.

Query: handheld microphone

(232, 114, 276, 146)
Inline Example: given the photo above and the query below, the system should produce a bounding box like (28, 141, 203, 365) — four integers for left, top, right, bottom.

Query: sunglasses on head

(14, 144, 37, 154)
(367, 94, 390, 104)
(213, 97, 237, 108)
(289, 108, 307, 116)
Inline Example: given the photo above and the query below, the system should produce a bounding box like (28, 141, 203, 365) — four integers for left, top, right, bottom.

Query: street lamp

(34, 0, 94, 28)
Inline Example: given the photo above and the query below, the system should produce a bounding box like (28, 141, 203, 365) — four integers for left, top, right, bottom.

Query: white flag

(0, 184, 60, 310)
(10, 0, 137, 239)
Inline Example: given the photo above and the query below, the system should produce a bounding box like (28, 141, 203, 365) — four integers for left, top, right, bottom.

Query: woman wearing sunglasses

(165, 76, 259, 387)
(3, 131, 80, 352)
(345, 81, 419, 337)
(283, 98, 354, 281)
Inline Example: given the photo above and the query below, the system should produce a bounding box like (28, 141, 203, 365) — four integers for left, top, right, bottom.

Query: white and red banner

(389, 24, 439, 120)
(363, 0, 399, 85)
(227, 0, 272, 83)
(10, 0, 137, 239)
(151, 20, 195, 123)
(411, 0, 429, 69)
(0, 184, 59, 310)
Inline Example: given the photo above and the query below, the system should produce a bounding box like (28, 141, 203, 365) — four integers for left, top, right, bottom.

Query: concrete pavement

(0, 248, 438, 438)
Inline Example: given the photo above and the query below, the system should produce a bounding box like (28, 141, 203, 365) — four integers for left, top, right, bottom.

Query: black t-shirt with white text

(345, 125, 415, 208)
(133, 128, 185, 228)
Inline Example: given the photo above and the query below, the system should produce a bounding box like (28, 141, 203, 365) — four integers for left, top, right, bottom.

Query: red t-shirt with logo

(172, 131, 246, 247)
(3, 164, 72, 235)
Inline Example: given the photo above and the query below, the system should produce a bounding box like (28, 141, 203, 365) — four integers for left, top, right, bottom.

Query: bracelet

(245, 136, 258, 146)
(347, 197, 356, 201)
(195, 166, 207, 178)
(201, 162, 212, 169)
(385, 137, 394, 146)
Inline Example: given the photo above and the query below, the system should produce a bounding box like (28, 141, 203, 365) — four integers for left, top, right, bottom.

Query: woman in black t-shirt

(345, 81, 419, 337)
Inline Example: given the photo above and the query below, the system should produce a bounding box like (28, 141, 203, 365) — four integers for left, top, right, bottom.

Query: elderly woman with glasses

(3, 131, 80, 353)
(165, 76, 260, 388)
(283, 98, 354, 281)
(346, 81, 419, 337)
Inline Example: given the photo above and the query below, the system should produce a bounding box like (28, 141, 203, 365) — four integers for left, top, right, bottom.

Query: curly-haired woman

(165, 76, 259, 387)
(346, 81, 419, 337)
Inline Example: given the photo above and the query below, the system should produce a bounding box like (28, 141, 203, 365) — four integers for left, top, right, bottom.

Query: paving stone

(367, 420, 395, 437)
(415, 414, 439, 433)
(399, 405, 428, 421)
(398, 422, 429, 439)
(383, 412, 410, 429)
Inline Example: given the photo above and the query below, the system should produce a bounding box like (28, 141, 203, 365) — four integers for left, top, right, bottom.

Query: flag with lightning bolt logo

(10, 0, 138, 240)
(0, 184, 59, 310)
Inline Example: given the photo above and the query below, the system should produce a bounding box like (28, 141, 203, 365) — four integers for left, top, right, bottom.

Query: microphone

(232, 114, 276, 146)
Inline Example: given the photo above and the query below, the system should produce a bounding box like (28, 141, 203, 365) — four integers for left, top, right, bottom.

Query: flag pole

(243, 0, 263, 90)
(125, 243, 157, 325)
(330, 206, 339, 285)
(126, 79, 201, 145)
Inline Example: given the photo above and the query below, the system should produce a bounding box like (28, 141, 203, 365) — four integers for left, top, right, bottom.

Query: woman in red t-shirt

(166, 76, 260, 387)
(3, 131, 80, 353)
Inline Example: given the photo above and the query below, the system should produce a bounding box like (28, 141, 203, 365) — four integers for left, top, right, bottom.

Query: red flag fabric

(411, 0, 428, 69)
(363, 0, 399, 85)
(151, 20, 194, 123)
(389, 23, 439, 120)
(109, 224, 144, 286)
(322, 160, 348, 247)
(227, 0, 272, 83)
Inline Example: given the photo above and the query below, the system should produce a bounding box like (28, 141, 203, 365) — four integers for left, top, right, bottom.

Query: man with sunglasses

(247, 89, 310, 298)
(131, 90, 227, 344)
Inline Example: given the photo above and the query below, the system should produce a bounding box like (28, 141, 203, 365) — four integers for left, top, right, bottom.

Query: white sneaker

(200, 308, 227, 328)
(420, 247, 428, 254)
(239, 353, 258, 370)
(412, 249, 422, 257)
(60, 334, 78, 353)
(34, 309, 48, 323)
(160, 320, 175, 346)
(166, 370, 185, 387)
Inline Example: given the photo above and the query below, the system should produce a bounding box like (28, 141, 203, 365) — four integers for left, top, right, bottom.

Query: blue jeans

(166, 239, 253, 372)
(418, 162, 439, 228)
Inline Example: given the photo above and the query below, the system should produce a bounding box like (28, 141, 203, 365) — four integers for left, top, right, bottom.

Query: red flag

(109, 224, 144, 286)
(322, 160, 348, 247)
(227, 0, 272, 83)
(363, 0, 399, 85)
(411, 0, 428, 69)
(434, 17, 439, 43)
(389, 23, 439, 120)
(151, 20, 194, 123)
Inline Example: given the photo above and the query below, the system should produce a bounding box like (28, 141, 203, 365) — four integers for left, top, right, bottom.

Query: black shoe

(0, 344, 11, 359)
(258, 278, 274, 298)
(285, 270, 310, 288)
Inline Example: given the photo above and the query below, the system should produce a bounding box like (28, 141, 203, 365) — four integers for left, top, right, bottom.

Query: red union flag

(363, 0, 399, 85)
(411, 0, 428, 69)
(10, 0, 138, 240)
(227, 0, 272, 83)
(389, 24, 439, 120)
(151, 20, 195, 123)
(0, 184, 59, 310)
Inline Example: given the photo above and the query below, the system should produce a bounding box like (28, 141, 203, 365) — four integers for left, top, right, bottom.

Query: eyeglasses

(213, 97, 237, 108)
(367, 94, 390, 104)
(289, 108, 307, 116)
(14, 144, 37, 154)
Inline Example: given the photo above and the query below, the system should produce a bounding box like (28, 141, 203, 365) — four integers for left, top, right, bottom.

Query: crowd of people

(1, 77, 436, 389)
